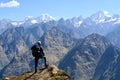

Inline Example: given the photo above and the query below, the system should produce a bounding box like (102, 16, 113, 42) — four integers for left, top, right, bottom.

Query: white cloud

(0, 0, 20, 8)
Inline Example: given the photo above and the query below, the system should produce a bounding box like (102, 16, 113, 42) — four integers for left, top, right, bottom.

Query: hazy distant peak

(40, 13, 55, 20)
(101, 10, 110, 16)
(93, 10, 111, 17)
(25, 16, 34, 20)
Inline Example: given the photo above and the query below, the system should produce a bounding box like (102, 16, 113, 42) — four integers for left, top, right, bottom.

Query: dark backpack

(31, 44, 44, 58)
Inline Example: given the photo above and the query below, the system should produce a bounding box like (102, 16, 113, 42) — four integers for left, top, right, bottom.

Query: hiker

(31, 41, 48, 73)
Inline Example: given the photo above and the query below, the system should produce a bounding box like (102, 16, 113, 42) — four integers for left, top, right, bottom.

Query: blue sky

(0, 0, 120, 21)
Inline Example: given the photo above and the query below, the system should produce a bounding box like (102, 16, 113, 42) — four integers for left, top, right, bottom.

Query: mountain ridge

(1, 11, 120, 35)
(59, 33, 112, 80)
(92, 45, 120, 80)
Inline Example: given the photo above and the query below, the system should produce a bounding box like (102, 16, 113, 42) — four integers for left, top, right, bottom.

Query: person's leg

(43, 57, 48, 68)
(35, 57, 38, 73)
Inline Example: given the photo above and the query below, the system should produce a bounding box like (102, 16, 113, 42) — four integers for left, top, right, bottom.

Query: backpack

(31, 44, 44, 58)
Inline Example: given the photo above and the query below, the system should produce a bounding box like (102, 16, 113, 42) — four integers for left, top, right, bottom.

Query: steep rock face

(59, 33, 112, 80)
(0, 25, 45, 60)
(0, 27, 36, 60)
(1, 65, 71, 80)
(92, 45, 120, 80)
(0, 52, 33, 78)
(40, 27, 77, 64)
(0, 46, 9, 70)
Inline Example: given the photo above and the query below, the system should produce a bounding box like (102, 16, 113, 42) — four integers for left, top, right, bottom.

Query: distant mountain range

(0, 11, 120, 80)
(0, 11, 120, 39)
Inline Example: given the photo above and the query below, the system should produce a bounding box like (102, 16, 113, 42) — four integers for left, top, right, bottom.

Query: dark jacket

(31, 44, 45, 58)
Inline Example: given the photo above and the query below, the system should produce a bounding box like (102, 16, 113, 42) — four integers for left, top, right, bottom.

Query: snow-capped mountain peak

(90, 10, 111, 23)
(11, 21, 24, 26)
(25, 16, 34, 20)
(38, 13, 55, 22)
(31, 20, 38, 24)
(102, 10, 111, 17)
(24, 14, 55, 25)
(68, 16, 83, 27)
(92, 10, 111, 18)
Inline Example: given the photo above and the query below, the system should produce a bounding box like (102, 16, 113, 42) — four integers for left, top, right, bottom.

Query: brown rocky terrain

(2, 65, 71, 80)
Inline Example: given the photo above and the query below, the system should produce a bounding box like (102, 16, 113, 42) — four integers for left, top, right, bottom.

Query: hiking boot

(34, 68, 37, 73)
(45, 64, 49, 68)
(34, 71, 37, 73)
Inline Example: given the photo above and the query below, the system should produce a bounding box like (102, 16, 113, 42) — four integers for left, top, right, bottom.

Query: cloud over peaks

(0, 0, 20, 8)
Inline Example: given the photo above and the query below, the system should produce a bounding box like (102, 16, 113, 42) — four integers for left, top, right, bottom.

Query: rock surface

(2, 65, 71, 80)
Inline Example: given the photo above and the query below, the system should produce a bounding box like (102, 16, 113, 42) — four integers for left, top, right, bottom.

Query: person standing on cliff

(31, 41, 48, 73)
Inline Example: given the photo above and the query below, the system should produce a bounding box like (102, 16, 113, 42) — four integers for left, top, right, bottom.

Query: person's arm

(41, 47, 45, 56)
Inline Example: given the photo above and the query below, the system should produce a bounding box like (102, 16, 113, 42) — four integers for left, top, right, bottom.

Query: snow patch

(114, 18, 120, 24)
(74, 20, 83, 27)
(11, 22, 18, 26)
(31, 20, 38, 24)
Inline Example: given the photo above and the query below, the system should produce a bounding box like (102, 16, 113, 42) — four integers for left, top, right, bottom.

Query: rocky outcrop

(2, 65, 71, 80)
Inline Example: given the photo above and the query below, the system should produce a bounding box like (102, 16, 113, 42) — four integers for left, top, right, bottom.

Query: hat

(37, 41, 41, 45)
